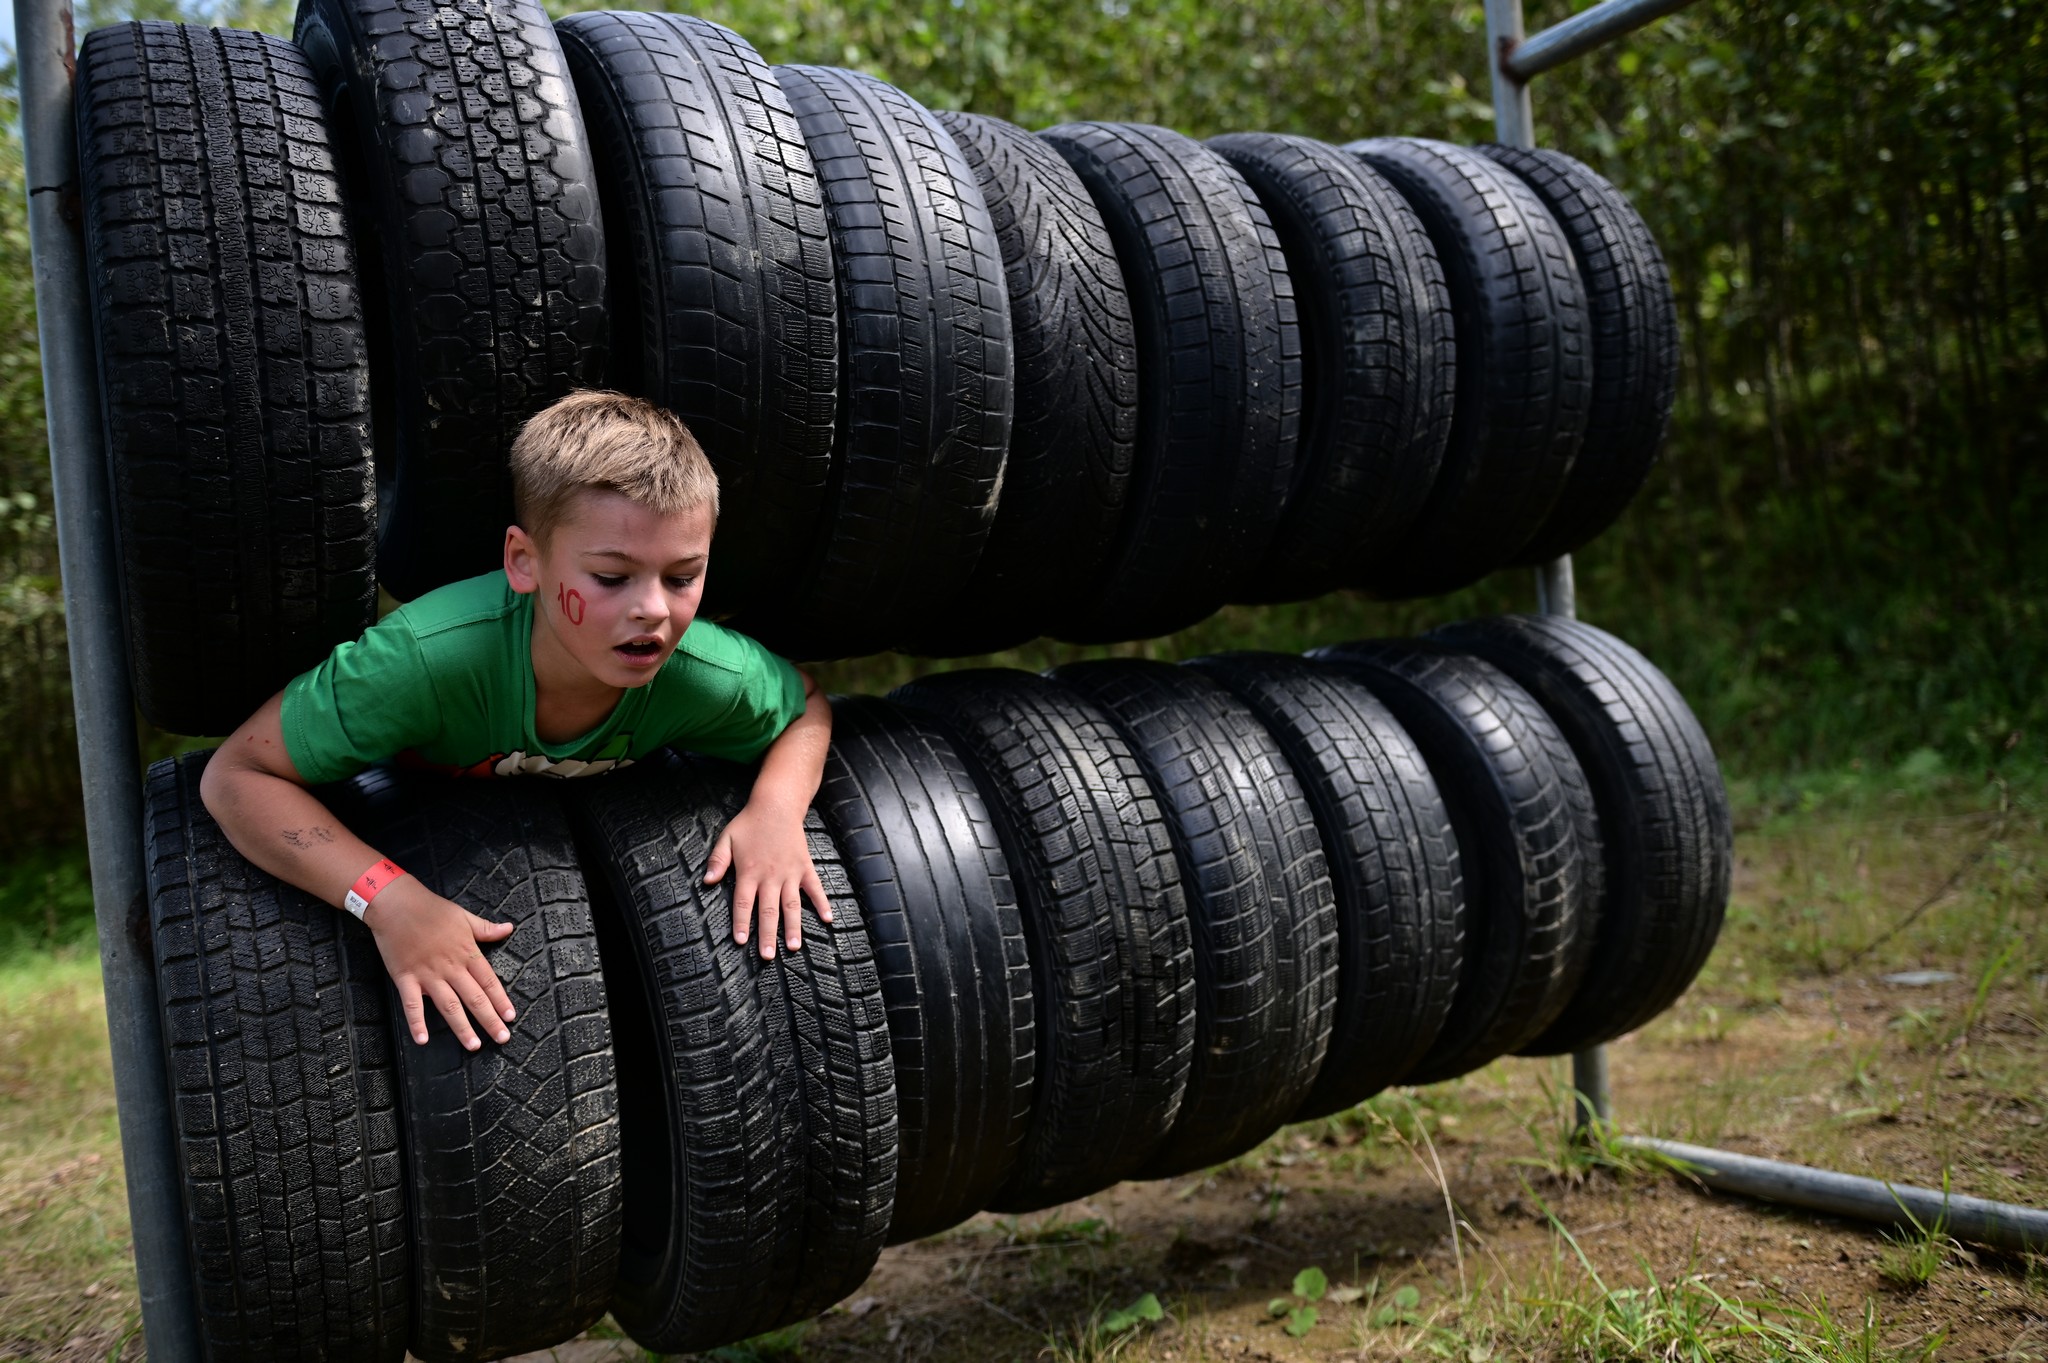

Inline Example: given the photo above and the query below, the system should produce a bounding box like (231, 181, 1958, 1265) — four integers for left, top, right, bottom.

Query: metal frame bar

(1486, 0, 2048, 1253)
(17, 0, 206, 1356)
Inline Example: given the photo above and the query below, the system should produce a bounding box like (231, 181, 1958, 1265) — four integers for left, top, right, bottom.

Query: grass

(0, 951, 141, 1359)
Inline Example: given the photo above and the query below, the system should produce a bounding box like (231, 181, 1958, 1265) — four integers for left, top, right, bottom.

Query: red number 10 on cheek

(556, 583, 585, 626)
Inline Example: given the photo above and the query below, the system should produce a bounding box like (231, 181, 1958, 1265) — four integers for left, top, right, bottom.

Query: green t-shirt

(281, 571, 806, 783)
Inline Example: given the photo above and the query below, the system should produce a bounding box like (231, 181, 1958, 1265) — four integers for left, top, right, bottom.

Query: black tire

(895, 111, 1139, 657)
(294, 0, 606, 601)
(1428, 614, 1731, 1052)
(1474, 146, 1679, 564)
(1308, 641, 1601, 1082)
(1342, 138, 1589, 596)
(1206, 133, 1456, 604)
(891, 669, 1194, 1209)
(1039, 122, 1301, 643)
(144, 753, 406, 1363)
(331, 772, 620, 1362)
(1050, 661, 1338, 1176)
(816, 696, 1034, 1243)
(557, 13, 837, 619)
(77, 23, 376, 737)
(1186, 653, 1464, 1119)
(568, 756, 894, 1352)
(740, 65, 1011, 660)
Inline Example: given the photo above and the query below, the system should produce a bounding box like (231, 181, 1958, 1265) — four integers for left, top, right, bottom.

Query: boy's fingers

(803, 867, 831, 922)
(469, 913, 515, 941)
(467, 957, 516, 1023)
(427, 979, 482, 1052)
(731, 872, 757, 948)
(399, 979, 430, 1046)
(455, 972, 510, 1044)
(752, 885, 780, 960)
(783, 884, 803, 950)
(705, 831, 733, 885)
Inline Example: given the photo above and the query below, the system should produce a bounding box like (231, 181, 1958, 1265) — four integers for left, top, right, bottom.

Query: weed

(1040, 1294, 1165, 1362)
(1889, 1006, 1945, 1052)
(1950, 940, 2021, 1046)
(1875, 1183, 1955, 1290)
(996, 1214, 1118, 1249)
(1265, 1266, 1327, 1338)
(702, 1322, 810, 1361)
(1511, 1078, 1697, 1186)
(1371, 1284, 1423, 1328)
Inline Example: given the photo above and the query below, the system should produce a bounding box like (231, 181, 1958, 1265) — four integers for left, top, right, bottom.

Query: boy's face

(504, 489, 713, 690)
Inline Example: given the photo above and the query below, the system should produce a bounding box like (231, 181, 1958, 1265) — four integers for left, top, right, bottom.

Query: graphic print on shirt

(396, 734, 637, 779)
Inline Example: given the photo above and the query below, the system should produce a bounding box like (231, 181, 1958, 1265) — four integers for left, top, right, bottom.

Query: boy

(203, 391, 832, 1053)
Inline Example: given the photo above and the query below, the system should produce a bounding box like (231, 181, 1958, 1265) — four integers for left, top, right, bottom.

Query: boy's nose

(629, 583, 668, 626)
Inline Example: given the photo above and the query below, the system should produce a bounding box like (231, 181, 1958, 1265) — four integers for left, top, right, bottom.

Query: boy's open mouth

(615, 639, 662, 660)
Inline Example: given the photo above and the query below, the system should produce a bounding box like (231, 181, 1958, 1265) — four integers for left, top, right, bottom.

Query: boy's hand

(363, 877, 518, 1049)
(705, 800, 832, 959)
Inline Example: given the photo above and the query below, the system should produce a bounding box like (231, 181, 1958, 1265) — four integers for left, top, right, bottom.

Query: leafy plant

(1097, 1293, 1163, 1336)
(1267, 1265, 1328, 1338)
(1372, 1284, 1423, 1329)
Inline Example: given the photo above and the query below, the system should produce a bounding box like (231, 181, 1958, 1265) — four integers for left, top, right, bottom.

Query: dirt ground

(5, 779, 2043, 1362)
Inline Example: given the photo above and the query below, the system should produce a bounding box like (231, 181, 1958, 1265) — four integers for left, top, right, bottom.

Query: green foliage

(1268, 1265, 1328, 1336)
(0, 844, 94, 961)
(701, 1321, 811, 1361)
(1043, 1292, 1163, 1362)
(1095, 1291, 1162, 1336)
(0, 0, 2039, 852)
(1373, 1284, 1423, 1328)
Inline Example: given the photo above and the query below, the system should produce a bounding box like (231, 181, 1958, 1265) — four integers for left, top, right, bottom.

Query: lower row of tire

(79, 10, 1676, 736)
(146, 614, 1731, 1362)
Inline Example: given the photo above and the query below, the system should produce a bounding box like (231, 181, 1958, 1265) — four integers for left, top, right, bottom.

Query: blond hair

(510, 390, 719, 541)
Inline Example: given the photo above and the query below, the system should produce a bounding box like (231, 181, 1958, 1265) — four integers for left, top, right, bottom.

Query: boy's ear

(504, 525, 543, 595)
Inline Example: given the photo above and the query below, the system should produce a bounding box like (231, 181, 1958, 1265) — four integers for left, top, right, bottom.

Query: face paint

(555, 583, 586, 626)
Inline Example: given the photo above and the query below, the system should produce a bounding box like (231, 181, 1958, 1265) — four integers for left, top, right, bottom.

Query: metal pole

(1485, 0, 1607, 1137)
(1483, 0, 1534, 149)
(1625, 1139, 2048, 1255)
(1474, 0, 2048, 1250)
(1502, 0, 1697, 81)
(17, 0, 205, 1356)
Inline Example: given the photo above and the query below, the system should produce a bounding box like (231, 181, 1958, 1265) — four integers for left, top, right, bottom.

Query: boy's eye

(592, 573, 627, 589)
(664, 575, 695, 592)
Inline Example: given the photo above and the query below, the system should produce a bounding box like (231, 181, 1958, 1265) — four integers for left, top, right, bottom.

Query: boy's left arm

(705, 669, 832, 958)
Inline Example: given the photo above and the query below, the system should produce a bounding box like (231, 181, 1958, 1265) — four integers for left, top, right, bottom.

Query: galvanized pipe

(1482, 0, 1535, 149)
(1570, 1043, 1610, 1128)
(1502, 0, 1696, 81)
(1533, 555, 1577, 619)
(1625, 1138, 2048, 1255)
(17, 0, 205, 1356)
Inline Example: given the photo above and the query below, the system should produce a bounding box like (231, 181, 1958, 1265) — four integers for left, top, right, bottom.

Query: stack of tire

(77, 4, 1675, 736)
(140, 609, 1730, 1361)
(81, 3, 1716, 1360)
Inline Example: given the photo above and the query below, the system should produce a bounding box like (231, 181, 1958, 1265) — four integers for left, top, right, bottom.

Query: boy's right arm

(200, 690, 518, 1050)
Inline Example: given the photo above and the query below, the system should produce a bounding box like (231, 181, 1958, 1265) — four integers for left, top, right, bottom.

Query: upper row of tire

(78, 3, 1676, 736)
